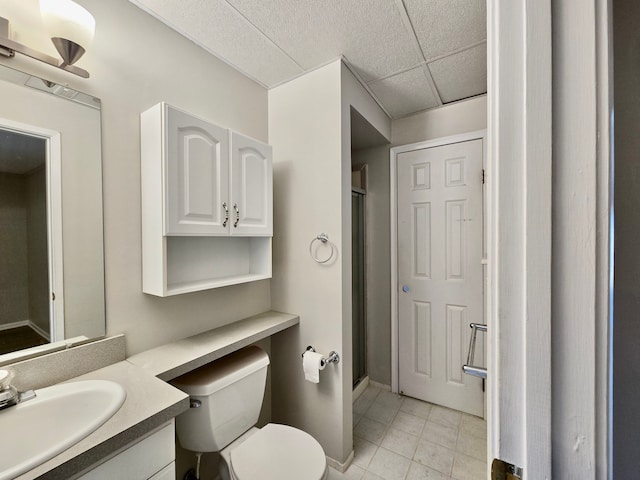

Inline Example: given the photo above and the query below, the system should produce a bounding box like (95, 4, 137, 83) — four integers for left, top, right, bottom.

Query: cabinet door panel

(166, 106, 229, 235)
(78, 422, 174, 479)
(230, 132, 272, 236)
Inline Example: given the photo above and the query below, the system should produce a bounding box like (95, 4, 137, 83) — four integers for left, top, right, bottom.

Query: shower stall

(352, 173, 367, 388)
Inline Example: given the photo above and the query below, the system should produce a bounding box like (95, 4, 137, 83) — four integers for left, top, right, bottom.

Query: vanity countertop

(16, 360, 189, 480)
(127, 310, 300, 380)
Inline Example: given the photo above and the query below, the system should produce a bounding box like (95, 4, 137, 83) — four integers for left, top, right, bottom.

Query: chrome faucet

(0, 369, 36, 410)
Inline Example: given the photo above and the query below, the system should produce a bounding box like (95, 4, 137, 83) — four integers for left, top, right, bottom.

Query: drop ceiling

(128, 0, 486, 119)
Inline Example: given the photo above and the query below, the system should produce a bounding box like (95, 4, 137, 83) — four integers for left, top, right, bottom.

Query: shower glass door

(352, 190, 366, 387)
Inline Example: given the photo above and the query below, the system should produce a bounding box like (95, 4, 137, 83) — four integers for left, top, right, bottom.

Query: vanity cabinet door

(76, 421, 174, 480)
(165, 105, 229, 235)
(230, 131, 273, 236)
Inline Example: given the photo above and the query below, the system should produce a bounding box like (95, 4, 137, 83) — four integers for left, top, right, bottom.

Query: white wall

(551, 0, 610, 476)
(0, 0, 271, 356)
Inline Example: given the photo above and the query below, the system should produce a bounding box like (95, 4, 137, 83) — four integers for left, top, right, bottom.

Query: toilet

(171, 346, 328, 480)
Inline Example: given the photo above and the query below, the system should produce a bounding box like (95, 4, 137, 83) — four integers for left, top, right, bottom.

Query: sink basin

(0, 379, 126, 480)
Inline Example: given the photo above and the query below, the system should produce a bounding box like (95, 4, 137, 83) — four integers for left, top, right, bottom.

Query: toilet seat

(229, 423, 327, 480)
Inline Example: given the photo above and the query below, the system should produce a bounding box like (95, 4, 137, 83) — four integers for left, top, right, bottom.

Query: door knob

(402, 285, 410, 293)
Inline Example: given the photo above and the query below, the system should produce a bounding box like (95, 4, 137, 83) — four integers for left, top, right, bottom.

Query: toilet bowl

(221, 424, 327, 480)
(171, 346, 328, 480)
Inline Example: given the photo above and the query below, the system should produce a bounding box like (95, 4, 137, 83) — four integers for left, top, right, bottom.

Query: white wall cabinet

(142, 103, 272, 296)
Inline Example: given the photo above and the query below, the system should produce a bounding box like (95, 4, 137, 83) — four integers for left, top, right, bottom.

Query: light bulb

(39, 0, 95, 65)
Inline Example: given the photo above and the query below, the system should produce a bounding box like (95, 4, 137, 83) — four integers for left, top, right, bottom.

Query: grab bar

(462, 323, 487, 378)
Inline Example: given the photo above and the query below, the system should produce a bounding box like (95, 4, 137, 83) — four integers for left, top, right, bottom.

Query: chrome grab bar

(462, 323, 487, 379)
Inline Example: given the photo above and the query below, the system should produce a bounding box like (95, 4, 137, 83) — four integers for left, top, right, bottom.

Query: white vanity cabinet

(141, 103, 272, 296)
(76, 421, 175, 480)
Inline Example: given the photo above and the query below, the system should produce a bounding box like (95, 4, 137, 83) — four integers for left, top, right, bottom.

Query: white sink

(0, 379, 126, 480)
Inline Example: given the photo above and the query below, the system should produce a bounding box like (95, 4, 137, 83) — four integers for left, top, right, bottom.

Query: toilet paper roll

(303, 351, 325, 383)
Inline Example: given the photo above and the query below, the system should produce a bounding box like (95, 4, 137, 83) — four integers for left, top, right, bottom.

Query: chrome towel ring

(309, 233, 334, 264)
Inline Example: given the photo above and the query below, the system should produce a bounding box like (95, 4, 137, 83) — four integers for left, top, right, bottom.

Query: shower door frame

(352, 181, 367, 389)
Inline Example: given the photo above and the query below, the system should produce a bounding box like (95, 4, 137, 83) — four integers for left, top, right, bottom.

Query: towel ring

(309, 233, 334, 264)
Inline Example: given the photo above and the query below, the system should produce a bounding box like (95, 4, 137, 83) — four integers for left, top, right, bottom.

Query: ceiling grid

(128, 0, 486, 118)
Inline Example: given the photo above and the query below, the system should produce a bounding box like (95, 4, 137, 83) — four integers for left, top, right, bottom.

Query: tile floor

(328, 385, 487, 480)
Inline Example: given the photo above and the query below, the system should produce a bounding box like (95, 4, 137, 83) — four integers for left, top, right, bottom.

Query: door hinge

(482, 168, 485, 184)
(491, 459, 523, 480)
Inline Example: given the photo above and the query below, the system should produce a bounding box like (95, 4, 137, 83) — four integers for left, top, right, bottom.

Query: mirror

(0, 63, 105, 363)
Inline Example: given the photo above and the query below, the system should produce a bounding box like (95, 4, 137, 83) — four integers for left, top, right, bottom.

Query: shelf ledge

(126, 311, 299, 380)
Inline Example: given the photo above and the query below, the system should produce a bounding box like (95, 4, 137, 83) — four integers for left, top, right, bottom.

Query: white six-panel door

(397, 139, 484, 417)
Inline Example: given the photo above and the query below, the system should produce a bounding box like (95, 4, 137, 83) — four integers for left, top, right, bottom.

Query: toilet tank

(171, 346, 270, 453)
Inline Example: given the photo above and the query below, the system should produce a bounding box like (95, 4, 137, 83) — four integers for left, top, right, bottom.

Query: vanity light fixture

(0, 0, 95, 79)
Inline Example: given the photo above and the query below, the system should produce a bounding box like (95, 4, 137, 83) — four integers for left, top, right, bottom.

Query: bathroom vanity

(6, 339, 188, 480)
(3, 311, 299, 479)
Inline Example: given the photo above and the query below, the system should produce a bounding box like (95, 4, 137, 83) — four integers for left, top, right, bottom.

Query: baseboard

(0, 319, 30, 331)
(352, 376, 369, 402)
(369, 380, 391, 391)
(28, 321, 50, 341)
(0, 319, 51, 342)
(326, 449, 354, 473)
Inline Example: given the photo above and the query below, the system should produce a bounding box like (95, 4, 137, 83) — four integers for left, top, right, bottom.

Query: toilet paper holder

(302, 346, 340, 367)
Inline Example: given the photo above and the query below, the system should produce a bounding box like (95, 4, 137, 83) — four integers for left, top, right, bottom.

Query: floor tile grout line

(349, 386, 487, 480)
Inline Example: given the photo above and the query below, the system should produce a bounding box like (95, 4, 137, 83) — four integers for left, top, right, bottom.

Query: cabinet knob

(233, 203, 240, 228)
(223, 202, 229, 227)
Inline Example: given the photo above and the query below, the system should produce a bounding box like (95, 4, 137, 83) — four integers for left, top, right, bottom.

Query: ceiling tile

(428, 44, 487, 103)
(403, 0, 486, 60)
(368, 67, 439, 118)
(129, 0, 303, 86)
(224, 0, 422, 82)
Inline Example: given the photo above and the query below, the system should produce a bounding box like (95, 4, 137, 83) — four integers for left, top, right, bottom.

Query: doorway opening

(390, 130, 487, 418)
(0, 122, 63, 354)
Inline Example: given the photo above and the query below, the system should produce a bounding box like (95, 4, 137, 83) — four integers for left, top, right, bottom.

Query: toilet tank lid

(170, 346, 269, 396)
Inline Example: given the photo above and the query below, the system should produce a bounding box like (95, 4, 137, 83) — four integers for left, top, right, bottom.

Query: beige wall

(0, 173, 29, 327)
(340, 63, 391, 457)
(392, 95, 487, 146)
(26, 167, 49, 335)
(269, 60, 390, 465)
(269, 60, 346, 462)
(0, 0, 270, 356)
